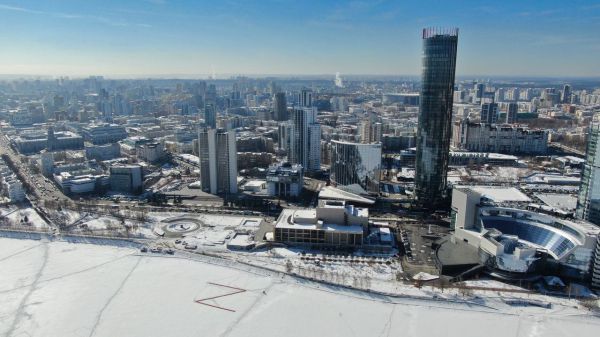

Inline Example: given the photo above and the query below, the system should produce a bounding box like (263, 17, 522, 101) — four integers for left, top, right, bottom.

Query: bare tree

(285, 260, 293, 273)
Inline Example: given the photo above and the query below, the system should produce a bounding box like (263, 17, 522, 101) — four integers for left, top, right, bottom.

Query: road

(0, 133, 68, 204)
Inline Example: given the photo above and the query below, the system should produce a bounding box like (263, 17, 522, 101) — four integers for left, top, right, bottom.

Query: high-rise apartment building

(480, 103, 498, 124)
(577, 124, 600, 225)
(494, 88, 505, 102)
(198, 128, 238, 195)
(506, 102, 518, 124)
(273, 92, 288, 121)
(289, 89, 321, 172)
(415, 27, 458, 208)
(359, 120, 383, 144)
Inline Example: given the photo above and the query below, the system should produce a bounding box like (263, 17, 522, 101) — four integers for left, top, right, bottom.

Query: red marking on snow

(194, 282, 247, 312)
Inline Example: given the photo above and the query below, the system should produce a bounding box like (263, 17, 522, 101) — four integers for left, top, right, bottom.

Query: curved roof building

(439, 187, 600, 287)
(330, 140, 381, 195)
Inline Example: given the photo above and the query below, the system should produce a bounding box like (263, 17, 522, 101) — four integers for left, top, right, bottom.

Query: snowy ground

(1, 237, 599, 337)
(152, 212, 265, 247)
(0, 206, 49, 229)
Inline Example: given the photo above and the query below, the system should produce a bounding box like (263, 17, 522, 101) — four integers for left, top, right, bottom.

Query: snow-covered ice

(1, 237, 599, 337)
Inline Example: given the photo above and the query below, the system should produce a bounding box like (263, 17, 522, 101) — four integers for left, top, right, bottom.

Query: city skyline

(1, 0, 600, 77)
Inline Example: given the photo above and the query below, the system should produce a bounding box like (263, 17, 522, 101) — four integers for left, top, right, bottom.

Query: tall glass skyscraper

(577, 124, 600, 225)
(415, 28, 459, 208)
(330, 140, 382, 194)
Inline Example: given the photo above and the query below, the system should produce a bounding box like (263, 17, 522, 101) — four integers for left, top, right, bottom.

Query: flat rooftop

(466, 186, 531, 203)
(275, 208, 364, 234)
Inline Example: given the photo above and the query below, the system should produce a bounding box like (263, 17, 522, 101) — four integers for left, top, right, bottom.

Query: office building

(382, 93, 420, 106)
(85, 143, 121, 161)
(273, 92, 288, 121)
(274, 200, 367, 247)
(136, 142, 166, 163)
(54, 172, 109, 195)
(480, 103, 498, 124)
(45, 127, 84, 152)
(330, 140, 382, 194)
(474, 83, 485, 104)
(298, 88, 313, 107)
(506, 102, 518, 124)
(577, 124, 600, 225)
(562, 84, 572, 104)
(204, 103, 217, 128)
(81, 123, 128, 145)
(204, 84, 217, 108)
(266, 162, 303, 198)
(198, 128, 238, 195)
(452, 120, 548, 154)
(414, 27, 459, 208)
(109, 164, 143, 194)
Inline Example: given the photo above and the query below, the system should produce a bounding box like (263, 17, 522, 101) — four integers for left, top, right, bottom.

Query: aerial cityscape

(1, 1, 600, 336)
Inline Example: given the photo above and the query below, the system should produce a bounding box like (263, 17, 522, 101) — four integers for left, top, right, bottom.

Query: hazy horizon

(1, 0, 599, 77)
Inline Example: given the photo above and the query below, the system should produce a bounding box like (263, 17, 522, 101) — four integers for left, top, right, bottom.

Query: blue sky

(0, 0, 599, 77)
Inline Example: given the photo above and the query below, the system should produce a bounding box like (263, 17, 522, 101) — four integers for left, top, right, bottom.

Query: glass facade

(415, 28, 458, 208)
(330, 140, 382, 194)
(576, 124, 600, 225)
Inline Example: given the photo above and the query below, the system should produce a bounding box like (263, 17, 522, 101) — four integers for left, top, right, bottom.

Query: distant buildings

(266, 162, 303, 198)
(330, 140, 381, 194)
(452, 120, 548, 154)
(330, 96, 349, 112)
(198, 128, 238, 195)
(415, 27, 459, 208)
(81, 123, 127, 145)
(577, 124, 600, 225)
(10, 127, 83, 154)
(109, 164, 143, 194)
(382, 93, 420, 106)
